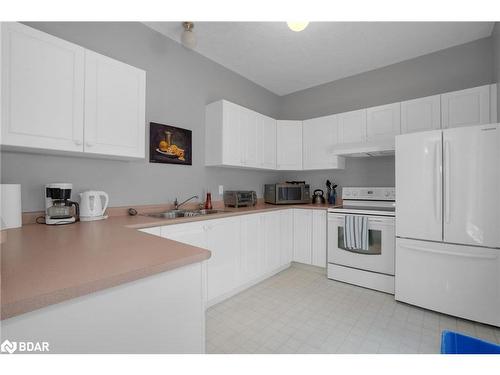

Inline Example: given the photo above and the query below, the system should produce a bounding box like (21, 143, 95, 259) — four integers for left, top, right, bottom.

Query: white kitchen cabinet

(205, 100, 276, 170)
(260, 114, 277, 169)
(279, 210, 294, 265)
(205, 218, 240, 302)
(160, 222, 207, 249)
(84, 50, 146, 158)
(293, 209, 313, 264)
(338, 109, 367, 144)
(401, 94, 441, 134)
(1, 22, 146, 159)
(366, 103, 401, 141)
(303, 114, 346, 170)
(262, 212, 281, 273)
(311, 210, 327, 267)
(240, 213, 264, 284)
(1, 22, 85, 152)
(276, 120, 303, 170)
(441, 84, 495, 129)
(205, 100, 240, 167)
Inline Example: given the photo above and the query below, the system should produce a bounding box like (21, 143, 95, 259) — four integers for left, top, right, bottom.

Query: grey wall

(277, 36, 494, 195)
(278, 37, 494, 120)
(493, 23, 500, 119)
(1, 22, 282, 212)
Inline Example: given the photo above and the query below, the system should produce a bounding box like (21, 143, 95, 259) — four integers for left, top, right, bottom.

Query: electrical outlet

(218, 185, 224, 195)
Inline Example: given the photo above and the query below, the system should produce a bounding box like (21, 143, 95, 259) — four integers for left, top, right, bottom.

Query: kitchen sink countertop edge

(0, 202, 338, 320)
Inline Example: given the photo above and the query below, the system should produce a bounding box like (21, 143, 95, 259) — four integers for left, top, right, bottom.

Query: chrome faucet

(174, 195, 199, 210)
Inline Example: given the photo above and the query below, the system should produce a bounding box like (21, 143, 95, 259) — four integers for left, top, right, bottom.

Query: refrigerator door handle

(434, 140, 442, 221)
(400, 244, 498, 260)
(444, 140, 451, 224)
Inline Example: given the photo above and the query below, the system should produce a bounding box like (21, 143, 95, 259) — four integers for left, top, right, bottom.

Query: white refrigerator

(395, 123, 500, 327)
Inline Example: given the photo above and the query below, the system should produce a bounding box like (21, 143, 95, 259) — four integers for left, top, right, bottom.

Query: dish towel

(344, 215, 369, 251)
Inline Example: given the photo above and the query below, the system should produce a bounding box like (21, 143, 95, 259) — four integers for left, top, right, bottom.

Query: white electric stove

(327, 187, 396, 294)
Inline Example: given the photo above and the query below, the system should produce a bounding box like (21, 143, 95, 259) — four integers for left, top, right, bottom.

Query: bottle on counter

(204, 192, 213, 210)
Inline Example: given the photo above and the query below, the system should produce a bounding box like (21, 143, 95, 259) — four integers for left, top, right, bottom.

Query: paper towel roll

(1, 184, 22, 229)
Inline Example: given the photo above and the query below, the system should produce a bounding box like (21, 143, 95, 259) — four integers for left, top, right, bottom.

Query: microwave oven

(264, 183, 310, 205)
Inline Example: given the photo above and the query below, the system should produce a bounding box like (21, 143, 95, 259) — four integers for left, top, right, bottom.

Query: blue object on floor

(441, 330, 500, 354)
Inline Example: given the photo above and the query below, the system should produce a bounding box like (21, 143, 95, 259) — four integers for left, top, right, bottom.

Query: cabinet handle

(74, 140, 82, 146)
(86, 142, 94, 147)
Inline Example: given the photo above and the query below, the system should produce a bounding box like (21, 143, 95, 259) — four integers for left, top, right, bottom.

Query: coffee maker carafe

(45, 183, 79, 225)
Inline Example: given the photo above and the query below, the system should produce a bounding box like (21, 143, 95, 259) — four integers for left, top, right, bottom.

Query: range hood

(331, 139, 395, 157)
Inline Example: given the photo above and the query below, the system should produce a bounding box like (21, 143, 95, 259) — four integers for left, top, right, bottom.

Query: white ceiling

(144, 22, 494, 96)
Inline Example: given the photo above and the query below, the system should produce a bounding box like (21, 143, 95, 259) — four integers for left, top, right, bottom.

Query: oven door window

(278, 187, 302, 201)
(337, 226, 382, 255)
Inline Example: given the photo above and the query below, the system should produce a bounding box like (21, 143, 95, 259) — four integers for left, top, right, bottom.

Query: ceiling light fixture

(287, 22, 309, 32)
(181, 21, 197, 49)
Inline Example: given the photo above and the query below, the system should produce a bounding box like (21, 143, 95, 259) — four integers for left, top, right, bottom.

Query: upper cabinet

(1, 22, 85, 153)
(401, 94, 441, 134)
(205, 100, 275, 169)
(84, 51, 145, 158)
(338, 109, 367, 144)
(0, 23, 146, 159)
(441, 84, 496, 129)
(303, 114, 345, 170)
(366, 103, 401, 141)
(259, 114, 277, 169)
(276, 120, 303, 170)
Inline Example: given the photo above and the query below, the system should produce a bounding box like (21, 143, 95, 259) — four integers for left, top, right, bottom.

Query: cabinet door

(222, 101, 242, 166)
(338, 109, 367, 144)
(1, 22, 84, 152)
(441, 85, 491, 129)
(262, 212, 281, 273)
(84, 50, 145, 158)
(366, 103, 401, 141)
(293, 209, 312, 264)
(401, 95, 441, 134)
(303, 114, 341, 170)
(311, 210, 327, 268)
(205, 218, 240, 302)
(160, 222, 206, 248)
(261, 115, 277, 169)
(276, 120, 303, 170)
(242, 109, 258, 168)
(240, 214, 264, 284)
(280, 210, 294, 266)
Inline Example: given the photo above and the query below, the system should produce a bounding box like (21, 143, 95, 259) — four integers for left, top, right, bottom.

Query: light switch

(218, 185, 224, 195)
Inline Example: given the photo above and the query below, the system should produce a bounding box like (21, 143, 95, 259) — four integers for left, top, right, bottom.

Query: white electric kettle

(79, 191, 109, 221)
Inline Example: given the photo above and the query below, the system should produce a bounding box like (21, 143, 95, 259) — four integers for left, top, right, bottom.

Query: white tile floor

(206, 264, 500, 354)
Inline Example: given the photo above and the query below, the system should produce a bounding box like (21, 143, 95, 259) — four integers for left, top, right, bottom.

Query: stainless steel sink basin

(145, 209, 226, 220)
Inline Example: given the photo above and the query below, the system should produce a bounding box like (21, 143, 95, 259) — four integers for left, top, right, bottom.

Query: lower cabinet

(279, 210, 294, 265)
(205, 218, 240, 302)
(293, 209, 313, 264)
(158, 210, 295, 307)
(293, 209, 327, 268)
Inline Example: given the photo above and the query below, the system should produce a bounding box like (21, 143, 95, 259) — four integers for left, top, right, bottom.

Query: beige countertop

(1, 202, 338, 320)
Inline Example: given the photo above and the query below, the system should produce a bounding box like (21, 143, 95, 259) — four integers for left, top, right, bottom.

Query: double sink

(145, 209, 226, 220)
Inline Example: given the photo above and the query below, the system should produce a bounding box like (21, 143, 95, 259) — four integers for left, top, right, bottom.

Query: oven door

(328, 213, 395, 275)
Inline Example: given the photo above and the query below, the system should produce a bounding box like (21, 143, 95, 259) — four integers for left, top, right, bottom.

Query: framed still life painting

(149, 122, 192, 165)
